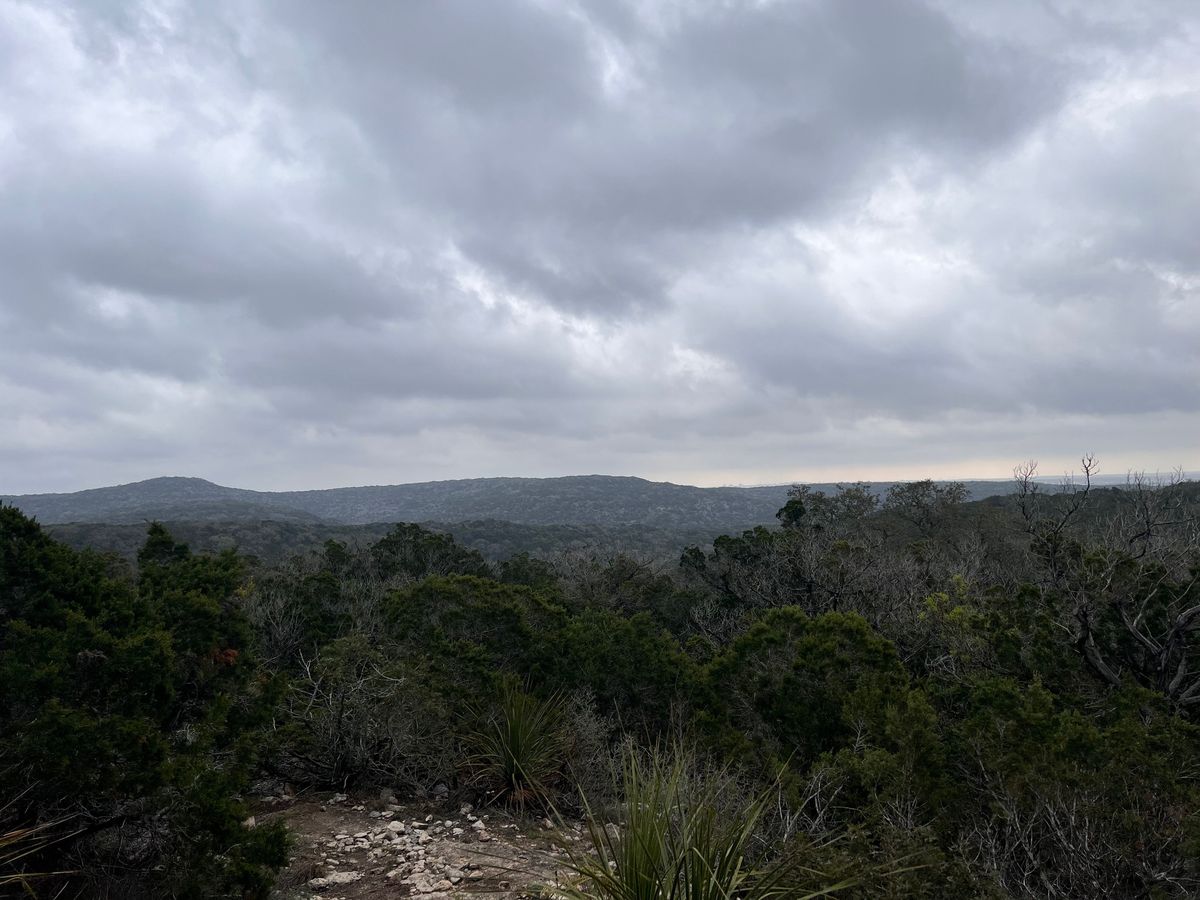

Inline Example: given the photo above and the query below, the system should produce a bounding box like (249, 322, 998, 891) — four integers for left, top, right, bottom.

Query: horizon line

(7, 468, 1199, 498)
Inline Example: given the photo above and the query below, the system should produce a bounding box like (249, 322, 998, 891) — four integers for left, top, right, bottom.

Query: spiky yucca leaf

(549, 750, 852, 900)
(466, 688, 569, 812)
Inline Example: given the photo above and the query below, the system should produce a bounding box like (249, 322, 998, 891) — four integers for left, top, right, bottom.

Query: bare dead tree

(959, 737, 1199, 898)
(1016, 457, 1200, 704)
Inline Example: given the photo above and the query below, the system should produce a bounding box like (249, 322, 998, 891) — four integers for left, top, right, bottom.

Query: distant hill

(0, 477, 324, 525)
(37, 478, 1200, 568)
(3, 474, 1024, 530)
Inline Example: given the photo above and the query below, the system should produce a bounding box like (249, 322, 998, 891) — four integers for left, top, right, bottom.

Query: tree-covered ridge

(3, 471, 1199, 897)
(4, 474, 1035, 529)
(45, 518, 727, 567)
(48, 479, 1200, 572)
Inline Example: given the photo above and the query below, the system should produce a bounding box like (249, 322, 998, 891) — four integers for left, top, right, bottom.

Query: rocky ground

(258, 787, 584, 899)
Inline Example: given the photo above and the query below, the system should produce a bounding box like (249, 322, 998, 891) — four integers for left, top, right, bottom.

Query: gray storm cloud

(0, 0, 1197, 492)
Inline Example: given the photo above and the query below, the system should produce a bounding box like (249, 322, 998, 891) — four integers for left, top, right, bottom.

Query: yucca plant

(549, 749, 852, 900)
(465, 687, 569, 812)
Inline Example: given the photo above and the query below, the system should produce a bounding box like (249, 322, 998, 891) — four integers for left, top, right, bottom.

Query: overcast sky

(1, 0, 1198, 493)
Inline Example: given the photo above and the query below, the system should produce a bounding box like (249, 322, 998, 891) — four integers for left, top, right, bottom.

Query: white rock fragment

(307, 870, 363, 887)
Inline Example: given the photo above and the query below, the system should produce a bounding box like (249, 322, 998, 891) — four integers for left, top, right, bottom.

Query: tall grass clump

(552, 749, 851, 900)
(0, 819, 76, 892)
(466, 687, 569, 811)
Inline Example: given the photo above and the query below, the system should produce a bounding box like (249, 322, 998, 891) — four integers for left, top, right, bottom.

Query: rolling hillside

(3, 474, 1024, 530)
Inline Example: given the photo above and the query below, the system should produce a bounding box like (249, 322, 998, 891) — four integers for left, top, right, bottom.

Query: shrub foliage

(5, 472, 1200, 897)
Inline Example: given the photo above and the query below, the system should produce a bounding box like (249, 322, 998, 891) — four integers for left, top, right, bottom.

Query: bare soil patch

(259, 789, 581, 899)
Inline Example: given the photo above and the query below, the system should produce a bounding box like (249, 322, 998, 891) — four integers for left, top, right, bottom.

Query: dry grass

(0, 819, 78, 893)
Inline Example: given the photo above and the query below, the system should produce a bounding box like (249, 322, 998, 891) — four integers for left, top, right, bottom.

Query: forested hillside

(4, 473, 1199, 898)
(4, 474, 1027, 529)
(46, 518, 724, 566)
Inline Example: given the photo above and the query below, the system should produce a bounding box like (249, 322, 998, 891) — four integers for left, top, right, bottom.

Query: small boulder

(307, 870, 363, 888)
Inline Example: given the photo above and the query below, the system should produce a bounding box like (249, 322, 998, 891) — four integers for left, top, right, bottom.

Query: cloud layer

(2, 0, 1197, 492)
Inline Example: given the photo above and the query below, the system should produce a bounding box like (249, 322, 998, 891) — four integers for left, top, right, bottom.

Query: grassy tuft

(466, 687, 569, 812)
(549, 748, 852, 900)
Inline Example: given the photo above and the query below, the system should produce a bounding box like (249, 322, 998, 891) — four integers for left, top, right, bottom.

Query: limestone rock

(307, 870, 363, 888)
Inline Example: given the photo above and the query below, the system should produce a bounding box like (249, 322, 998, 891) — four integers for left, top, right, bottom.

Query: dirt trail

(260, 789, 581, 899)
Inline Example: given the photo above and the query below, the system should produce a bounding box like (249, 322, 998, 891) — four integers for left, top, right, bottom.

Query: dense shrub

(371, 523, 492, 581)
(385, 574, 565, 693)
(547, 609, 695, 733)
(702, 608, 909, 769)
(0, 509, 287, 897)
